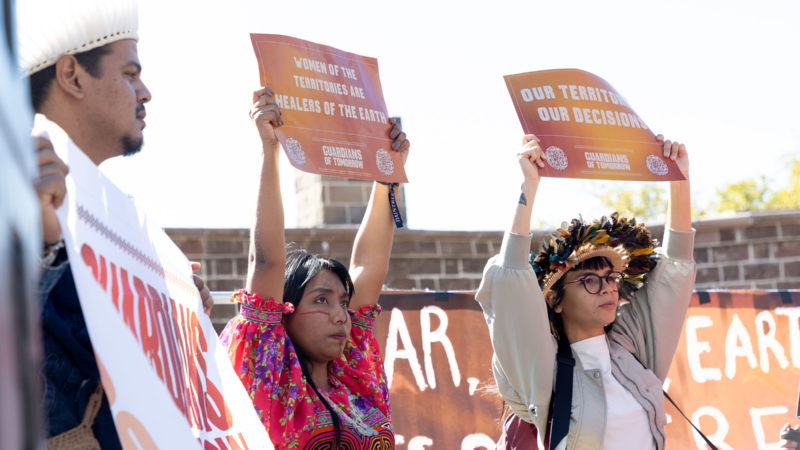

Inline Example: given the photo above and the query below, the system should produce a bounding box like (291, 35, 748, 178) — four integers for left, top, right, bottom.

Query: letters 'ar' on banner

(250, 34, 406, 183)
(504, 69, 684, 182)
(374, 290, 800, 449)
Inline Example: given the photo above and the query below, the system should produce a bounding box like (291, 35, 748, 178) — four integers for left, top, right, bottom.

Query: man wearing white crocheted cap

(18, 1, 146, 448)
(19, 0, 149, 163)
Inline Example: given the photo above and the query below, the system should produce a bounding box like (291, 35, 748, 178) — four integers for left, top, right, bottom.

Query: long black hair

(283, 247, 355, 445)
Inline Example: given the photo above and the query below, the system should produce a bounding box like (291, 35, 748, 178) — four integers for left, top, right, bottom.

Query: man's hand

(191, 262, 213, 316)
(35, 136, 68, 245)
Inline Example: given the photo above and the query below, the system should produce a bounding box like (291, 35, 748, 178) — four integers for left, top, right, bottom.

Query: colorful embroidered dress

(220, 290, 393, 449)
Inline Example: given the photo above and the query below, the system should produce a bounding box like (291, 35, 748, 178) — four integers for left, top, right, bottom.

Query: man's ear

(53, 55, 86, 100)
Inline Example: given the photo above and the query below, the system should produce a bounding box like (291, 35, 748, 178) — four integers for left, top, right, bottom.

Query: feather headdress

(530, 212, 659, 305)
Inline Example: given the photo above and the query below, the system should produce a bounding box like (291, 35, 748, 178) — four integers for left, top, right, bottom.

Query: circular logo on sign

(375, 149, 395, 176)
(284, 138, 306, 166)
(545, 146, 568, 171)
(645, 154, 669, 176)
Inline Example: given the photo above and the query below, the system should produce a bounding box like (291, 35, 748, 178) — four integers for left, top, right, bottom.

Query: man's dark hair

(28, 44, 110, 111)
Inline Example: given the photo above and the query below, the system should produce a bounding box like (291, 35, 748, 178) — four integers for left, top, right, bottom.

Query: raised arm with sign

(504, 69, 685, 182)
(476, 133, 695, 449)
(220, 86, 409, 449)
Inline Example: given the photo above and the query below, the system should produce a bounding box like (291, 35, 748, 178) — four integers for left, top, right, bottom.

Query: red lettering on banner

(110, 262, 120, 311)
(191, 305, 214, 431)
(98, 255, 108, 292)
(149, 284, 188, 418)
(81, 244, 99, 281)
(115, 410, 158, 448)
(174, 301, 210, 431)
(191, 309, 208, 375)
(234, 432, 249, 450)
(119, 268, 137, 337)
(134, 277, 163, 380)
(160, 292, 191, 421)
(78, 242, 240, 438)
(202, 433, 248, 450)
(206, 377, 234, 430)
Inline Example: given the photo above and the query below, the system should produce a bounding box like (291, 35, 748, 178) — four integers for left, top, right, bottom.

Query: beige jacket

(475, 228, 696, 449)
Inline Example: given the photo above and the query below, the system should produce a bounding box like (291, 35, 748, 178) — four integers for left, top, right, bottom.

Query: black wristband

(376, 182, 403, 228)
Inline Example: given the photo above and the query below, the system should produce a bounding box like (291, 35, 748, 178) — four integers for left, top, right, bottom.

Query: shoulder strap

(662, 390, 718, 450)
(629, 352, 718, 450)
(549, 337, 574, 450)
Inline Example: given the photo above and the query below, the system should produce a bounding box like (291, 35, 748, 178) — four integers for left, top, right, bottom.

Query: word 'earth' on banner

(251, 34, 406, 183)
(504, 68, 684, 182)
(373, 290, 800, 449)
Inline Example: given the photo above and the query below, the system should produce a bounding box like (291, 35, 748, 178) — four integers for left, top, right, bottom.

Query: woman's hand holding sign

(388, 118, 410, 165)
(657, 133, 689, 179)
(518, 134, 546, 184)
(251, 86, 283, 155)
(655, 133, 692, 232)
(510, 134, 546, 234)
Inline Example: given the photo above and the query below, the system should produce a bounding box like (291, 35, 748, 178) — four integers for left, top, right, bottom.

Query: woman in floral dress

(220, 86, 409, 449)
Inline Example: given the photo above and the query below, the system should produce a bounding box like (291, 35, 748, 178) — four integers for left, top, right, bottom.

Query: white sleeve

(475, 231, 556, 427)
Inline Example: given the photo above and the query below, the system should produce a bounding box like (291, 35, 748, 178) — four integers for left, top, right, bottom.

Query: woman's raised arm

(348, 119, 410, 310)
(510, 134, 546, 235)
(245, 86, 286, 302)
(659, 134, 692, 232)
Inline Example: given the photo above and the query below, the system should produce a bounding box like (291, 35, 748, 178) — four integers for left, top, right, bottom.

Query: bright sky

(102, 0, 800, 231)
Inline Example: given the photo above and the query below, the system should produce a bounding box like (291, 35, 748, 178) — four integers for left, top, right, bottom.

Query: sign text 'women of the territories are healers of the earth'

(505, 69, 684, 181)
(251, 34, 406, 183)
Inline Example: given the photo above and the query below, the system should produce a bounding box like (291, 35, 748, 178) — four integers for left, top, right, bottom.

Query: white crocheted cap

(17, 0, 139, 76)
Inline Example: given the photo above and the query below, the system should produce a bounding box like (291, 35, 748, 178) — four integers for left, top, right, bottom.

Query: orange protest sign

(504, 69, 684, 181)
(250, 34, 406, 182)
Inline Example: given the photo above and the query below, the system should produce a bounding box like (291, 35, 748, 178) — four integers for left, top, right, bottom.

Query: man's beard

(121, 135, 143, 157)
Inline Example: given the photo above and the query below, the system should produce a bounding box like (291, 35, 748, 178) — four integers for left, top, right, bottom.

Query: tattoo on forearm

(518, 192, 528, 206)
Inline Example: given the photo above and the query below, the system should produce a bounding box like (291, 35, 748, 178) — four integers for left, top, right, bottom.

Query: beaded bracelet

(41, 238, 65, 266)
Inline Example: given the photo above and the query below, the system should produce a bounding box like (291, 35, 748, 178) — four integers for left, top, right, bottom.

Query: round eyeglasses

(563, 272, 623, 295)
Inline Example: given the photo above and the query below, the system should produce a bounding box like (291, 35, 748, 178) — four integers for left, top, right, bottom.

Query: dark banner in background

(375, 290, 800, 449)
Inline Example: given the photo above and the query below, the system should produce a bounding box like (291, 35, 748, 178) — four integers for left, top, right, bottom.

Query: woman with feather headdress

(476, 134, 695, 449)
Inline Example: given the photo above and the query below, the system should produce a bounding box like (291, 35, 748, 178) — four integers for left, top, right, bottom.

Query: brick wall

(167, 209, 800, 330)
(690, 210, 800, 290)
(295, 174, 406, 227)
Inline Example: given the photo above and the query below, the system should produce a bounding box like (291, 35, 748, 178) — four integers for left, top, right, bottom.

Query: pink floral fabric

(219, 290, 391, 449)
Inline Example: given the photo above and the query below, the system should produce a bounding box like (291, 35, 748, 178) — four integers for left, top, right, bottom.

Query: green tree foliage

(595, 183, 667, 223)
(710, 156, 799, 213)
(766, 156, 800, 209)
(593, 156, 798, 219)
(711, 176, 772, 212)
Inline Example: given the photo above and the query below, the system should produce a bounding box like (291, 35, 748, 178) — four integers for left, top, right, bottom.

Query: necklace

(318, 389, 378, 437)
